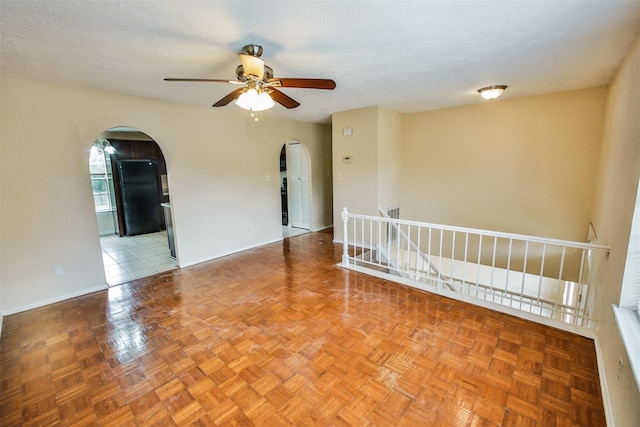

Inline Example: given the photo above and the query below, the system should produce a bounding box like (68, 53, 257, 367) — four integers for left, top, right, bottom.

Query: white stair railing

(376, 207, 456, 291)
(340, 207, 610, 334)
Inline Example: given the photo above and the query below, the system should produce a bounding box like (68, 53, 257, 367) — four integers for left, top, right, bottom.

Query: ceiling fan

(164, 44, 336, 119)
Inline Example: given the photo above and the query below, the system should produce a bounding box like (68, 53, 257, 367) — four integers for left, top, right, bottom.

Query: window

(619, 179, 640, 315)
(89, 146, 115, 212)
(614, 178, 640, 391)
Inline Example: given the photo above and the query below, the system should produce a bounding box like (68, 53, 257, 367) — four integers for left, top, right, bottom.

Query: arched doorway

(89, 127, 176, 285)
(280, 141, 311, 238)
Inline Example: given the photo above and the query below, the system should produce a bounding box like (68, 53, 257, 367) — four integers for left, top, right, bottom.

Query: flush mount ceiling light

(478, 85, 507, 100)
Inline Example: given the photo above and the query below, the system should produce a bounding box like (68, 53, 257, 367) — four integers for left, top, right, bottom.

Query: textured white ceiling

(1, 1, 639, 123)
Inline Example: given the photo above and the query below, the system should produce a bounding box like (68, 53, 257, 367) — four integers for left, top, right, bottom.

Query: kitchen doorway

(280, 141, 311, 238)
(88, 127, 177, 286)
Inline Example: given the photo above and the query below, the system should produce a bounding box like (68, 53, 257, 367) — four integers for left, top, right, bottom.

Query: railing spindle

(575, 249, 588, 326)
(476, 234, 483, 297)
(439, 229, 444, 290)
(520, 241, 529, 312)
(360, 218, 364, 262)
(506, 239, 513, 308)
(369, 219, 373, 264)
(490, 237, 497, 303)
(451, 231, 456, 290)
(377, 220, 382, 266)
(536, 244, 547, 313)
(556, 246, 567, 315)
(352, 216, 356, 259)
(417, 226, 422, 280)
(463, 232, 469, 288)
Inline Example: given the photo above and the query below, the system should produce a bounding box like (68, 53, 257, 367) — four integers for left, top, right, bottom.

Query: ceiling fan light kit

(235, 88, 274, 111)
(164, 44, 336, 120)
(478, 85, 507, 100)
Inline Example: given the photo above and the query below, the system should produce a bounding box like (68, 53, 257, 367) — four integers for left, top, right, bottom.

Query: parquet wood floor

(0, 229, 606, 426)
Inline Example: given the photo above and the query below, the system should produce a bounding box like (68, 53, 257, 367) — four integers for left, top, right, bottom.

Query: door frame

(283, 140, 312, 230)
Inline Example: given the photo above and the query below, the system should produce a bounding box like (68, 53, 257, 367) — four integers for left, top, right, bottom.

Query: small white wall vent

(386, 206, 400, 219)
(386, 206, 400, 241)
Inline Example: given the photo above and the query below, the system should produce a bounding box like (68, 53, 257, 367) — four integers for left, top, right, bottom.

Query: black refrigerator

(117, 159, 162, 236)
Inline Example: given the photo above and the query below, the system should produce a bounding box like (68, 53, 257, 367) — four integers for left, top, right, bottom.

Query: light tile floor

(100, 231, 177, 286)
(101, 228, 307, 285)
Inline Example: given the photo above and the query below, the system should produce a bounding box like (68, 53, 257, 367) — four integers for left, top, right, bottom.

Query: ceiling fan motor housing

(236, 64, 273, 82)
(240, 44, 263, 57)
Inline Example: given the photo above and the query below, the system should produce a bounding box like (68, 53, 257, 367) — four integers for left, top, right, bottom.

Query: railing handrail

(347, 210, 610, 253)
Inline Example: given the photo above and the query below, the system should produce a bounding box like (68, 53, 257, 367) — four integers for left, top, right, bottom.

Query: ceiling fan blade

(269, 88, 300, 109)
(165, 78, 243, 84)
(268, 78, 336, 90)
(212, 88, 245, 107)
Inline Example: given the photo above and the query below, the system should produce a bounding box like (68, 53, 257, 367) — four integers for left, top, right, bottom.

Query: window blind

(619, 180, 640, 314)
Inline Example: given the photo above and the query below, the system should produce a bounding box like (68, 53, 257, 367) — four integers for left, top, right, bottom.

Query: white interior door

(288, 143, 310, 229)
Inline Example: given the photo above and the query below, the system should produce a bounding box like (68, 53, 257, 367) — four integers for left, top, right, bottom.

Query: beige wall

(306, 134, 334, 231)
(403, 87, 607, 241)
(0, 77, 332, 314)
(590, 36, 640, 426)
(377, 107, 404, 212)
(332, 107, 379, 242)
(332, 106, 405, 243)
(332, 89, 607, 244)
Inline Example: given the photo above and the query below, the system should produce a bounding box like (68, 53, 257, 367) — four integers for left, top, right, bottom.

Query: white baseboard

(593, 335, 614, 427)
(1, 284, 108, 316)
(179, 237, 284, 268)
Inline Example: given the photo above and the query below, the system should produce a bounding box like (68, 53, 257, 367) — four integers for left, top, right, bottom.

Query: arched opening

(89, 127, 177, 285)
(280, 141, 311, 238)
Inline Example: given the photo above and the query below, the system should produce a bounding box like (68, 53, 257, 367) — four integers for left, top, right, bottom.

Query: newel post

(341, 207, 350, 267)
